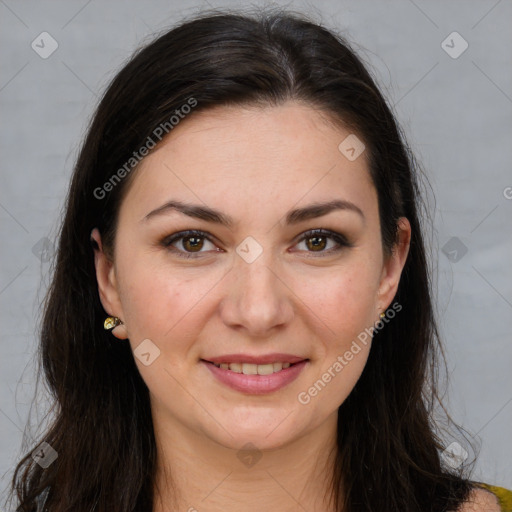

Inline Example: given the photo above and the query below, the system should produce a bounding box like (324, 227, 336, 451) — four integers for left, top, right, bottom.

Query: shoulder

(457, 484, 505, 512)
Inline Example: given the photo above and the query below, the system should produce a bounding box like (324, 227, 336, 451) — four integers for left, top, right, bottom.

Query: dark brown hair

(9, 8, 479, 511)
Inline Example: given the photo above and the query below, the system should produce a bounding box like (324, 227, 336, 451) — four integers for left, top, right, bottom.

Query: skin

(91, 101, 412, 512)
(460, 488, 501, 512)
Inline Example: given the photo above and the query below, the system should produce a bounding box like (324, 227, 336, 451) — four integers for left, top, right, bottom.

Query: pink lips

(201, 354, 309, 395)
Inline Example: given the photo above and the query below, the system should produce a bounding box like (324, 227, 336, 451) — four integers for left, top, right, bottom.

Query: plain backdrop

(1, 0, 511, 506)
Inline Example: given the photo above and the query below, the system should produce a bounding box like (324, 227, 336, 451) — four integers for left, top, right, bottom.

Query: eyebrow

(141, 199, 365, 226)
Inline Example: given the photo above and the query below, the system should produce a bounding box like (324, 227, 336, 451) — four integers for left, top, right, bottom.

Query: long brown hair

(9, 8, 478, 511)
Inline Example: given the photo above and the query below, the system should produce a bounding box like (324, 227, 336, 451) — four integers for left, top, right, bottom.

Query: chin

(214, 429, 296, 453)
(203, 410, 305, 451)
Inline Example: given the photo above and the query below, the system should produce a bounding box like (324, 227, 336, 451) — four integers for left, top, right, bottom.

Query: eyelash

(161, 229, 352, 259)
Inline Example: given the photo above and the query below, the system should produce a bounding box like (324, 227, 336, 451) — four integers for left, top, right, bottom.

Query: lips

(200, 354, 309, 394)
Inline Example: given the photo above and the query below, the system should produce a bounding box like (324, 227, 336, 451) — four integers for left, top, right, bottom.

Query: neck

(151, 411, 339, 512)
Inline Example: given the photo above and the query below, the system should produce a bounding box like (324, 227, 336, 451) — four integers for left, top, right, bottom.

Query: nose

(219, 251, 294, 338)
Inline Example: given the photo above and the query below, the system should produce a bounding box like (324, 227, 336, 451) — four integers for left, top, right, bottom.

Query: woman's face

(93, 101, 410, 451)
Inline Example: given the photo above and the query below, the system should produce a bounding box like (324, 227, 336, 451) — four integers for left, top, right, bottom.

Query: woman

(8, 9, 511, 512)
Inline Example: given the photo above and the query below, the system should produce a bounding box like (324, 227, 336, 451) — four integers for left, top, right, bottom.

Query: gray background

(1, 0, 511, 506)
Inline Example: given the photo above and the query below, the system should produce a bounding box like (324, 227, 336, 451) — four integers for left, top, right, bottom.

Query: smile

(211, 361, 292, 374)
(201, 357, 309, 394)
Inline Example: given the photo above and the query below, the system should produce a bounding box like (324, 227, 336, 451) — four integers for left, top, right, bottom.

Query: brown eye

(305, 234, 328, 252)
(162, 230, 218, 259)
(182, 235, 205, 252)
(294, 229, 352, 255)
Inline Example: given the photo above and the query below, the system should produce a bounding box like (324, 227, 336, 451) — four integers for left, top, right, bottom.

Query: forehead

(118, 101, 376, 224)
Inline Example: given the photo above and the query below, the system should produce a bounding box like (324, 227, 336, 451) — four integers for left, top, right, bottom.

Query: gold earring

(104, 316, 123, 330)
(379, 312, 386, 319)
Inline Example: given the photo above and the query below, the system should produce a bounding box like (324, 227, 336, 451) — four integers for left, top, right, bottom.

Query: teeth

(212, 361, 296, 374)
(242, 363, 258, 375)
(257, 363, 274, 375)
(229, 363, 243, 373)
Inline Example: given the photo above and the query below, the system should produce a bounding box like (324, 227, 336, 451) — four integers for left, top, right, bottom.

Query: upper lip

(203, 353, 308, 365)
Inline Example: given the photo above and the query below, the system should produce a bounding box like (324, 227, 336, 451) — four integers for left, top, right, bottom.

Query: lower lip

(201, 360, 308, 395)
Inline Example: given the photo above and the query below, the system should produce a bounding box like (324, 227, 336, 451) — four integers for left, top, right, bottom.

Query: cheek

(118, 273, 172, 338)
(298, 267, 376, 410)
(116, 253, 222, 349)
(295, 260, 380, 342)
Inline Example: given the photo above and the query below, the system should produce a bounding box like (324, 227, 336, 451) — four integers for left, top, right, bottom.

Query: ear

(90, 228, 128, 340)
(376, 217, 411, 315)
